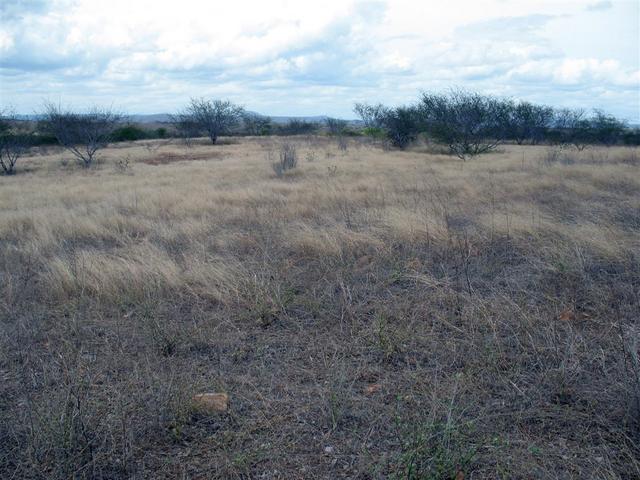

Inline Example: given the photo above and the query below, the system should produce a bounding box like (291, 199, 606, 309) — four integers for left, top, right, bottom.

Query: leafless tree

(170, 112, 201, 147)
(353, 103, 387, 129)
(41, 103, 122, 167)
(180, 98, 244, 145)
(0, 109, 31, 175)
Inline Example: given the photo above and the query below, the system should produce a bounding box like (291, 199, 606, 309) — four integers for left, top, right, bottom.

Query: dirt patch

(142, 151, 225, 165)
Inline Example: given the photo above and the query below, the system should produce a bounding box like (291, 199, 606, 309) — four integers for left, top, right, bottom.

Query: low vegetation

(0, 135, 638, 478)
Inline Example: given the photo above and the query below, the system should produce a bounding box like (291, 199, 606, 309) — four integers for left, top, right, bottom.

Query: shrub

(243, 114, 272, 136)
(277, 120, 317, 135)
(381, 106, 420, 149)
(40, 103, 122, 167)
(589, 109, 627, 146)
(271, 143, 297, 177)
(112, 124, 148, 142)
(176, 98, 244, 145)
(362, 127, 387, 140)
(325, 117, 347, 136)
(353, 102, 387, 128)
(0, 129, 31, 175)
(419, 89, 510, 160)
(505, 101, 554, 145)
(552, 108, 592, 150)
(622, 128, 640, 146)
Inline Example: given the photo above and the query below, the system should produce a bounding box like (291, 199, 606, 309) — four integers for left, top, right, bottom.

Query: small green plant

(393, 417, 477, 480)
(363, 126, 387, 140)
(374, 314, 400, 361)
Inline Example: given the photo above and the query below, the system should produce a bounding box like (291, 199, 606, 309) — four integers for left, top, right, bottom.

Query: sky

(0, 0, 638, 120)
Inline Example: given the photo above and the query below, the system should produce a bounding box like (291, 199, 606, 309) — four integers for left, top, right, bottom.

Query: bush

(325, 117, 347, 136)
(176, 98, 244, 145)
(505, 101, 554, 145)
(381, 106, 420, 149)
(353, 103, 387, 128)
(419, 90, 510, 159)
(0, 111, 32, 174)
(362, 127, 387, 139)
(271, 143, 297, 177)
(589, 109, 627, 146)
(243, 114, 272, 136)
(112, 124, 148, 142)
(622, 128, 640, 146)
(277, 120, 317, 135)
(40, 103, 122, 167)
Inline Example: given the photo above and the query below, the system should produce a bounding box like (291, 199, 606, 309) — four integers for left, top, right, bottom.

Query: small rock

(324, 446, 334, 454)
(558, 309, 575, 321)
(192, 392, 229, 413)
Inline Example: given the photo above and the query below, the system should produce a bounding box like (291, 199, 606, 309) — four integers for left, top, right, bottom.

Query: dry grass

(1, 137, 639, 479)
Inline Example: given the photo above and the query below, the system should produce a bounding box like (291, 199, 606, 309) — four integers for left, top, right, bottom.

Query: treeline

(353, 89, 639, 159)
(1, 93, 638, 174)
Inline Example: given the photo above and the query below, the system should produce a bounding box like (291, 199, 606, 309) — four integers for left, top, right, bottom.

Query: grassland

(1, 136, 639, 479)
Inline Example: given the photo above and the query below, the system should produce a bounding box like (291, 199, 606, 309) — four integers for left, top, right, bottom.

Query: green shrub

(112, 125, 148, 142)
(362, 127, 387, 139)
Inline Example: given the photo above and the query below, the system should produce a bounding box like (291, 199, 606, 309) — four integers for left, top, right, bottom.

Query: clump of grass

(392, 395, 478, 480)
(271, 142, 297, 177)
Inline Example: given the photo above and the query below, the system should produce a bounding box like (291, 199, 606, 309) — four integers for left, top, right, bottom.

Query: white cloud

(0, 0, 638, 120)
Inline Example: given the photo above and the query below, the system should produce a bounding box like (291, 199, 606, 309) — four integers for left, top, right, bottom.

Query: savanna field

(1, 137, 639, 479)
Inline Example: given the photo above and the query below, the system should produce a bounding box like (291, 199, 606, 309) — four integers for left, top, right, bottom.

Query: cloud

(0, 0, 638, 121)
(508, 58, 639, 88)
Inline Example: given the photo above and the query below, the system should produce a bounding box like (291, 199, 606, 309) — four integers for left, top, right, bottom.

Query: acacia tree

(353, 103, 387, 128)
(589, 109, 627, 146)
(0, 110, 31, 175)
(41, 103, 122, 167)
(506, 101, 554, 145)
(552, 108, 593, 150)
(381, 106, 419, 149)
(181, 98, 244, 144)
(419, 90, 511, 160)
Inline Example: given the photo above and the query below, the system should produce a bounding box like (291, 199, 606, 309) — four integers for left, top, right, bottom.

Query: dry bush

(271, 142, 298, 177)
(1, 139, 639, 478)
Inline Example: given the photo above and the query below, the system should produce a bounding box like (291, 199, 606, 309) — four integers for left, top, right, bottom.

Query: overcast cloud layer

(0, 0, 638, 120)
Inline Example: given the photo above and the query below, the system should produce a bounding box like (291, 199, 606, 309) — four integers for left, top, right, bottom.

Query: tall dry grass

(1, 137, 638, 478)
